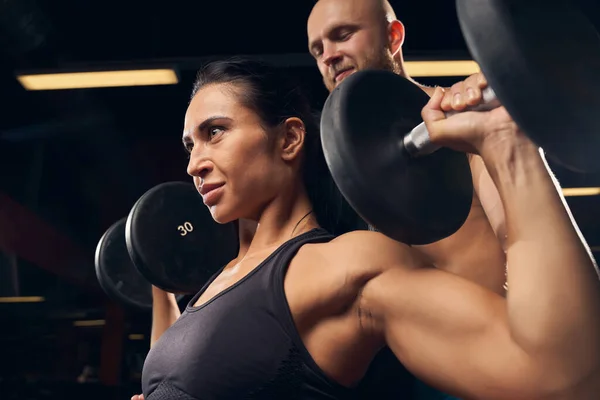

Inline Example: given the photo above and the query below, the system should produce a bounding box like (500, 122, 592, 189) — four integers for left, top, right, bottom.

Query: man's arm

(359, 95, 600, 399)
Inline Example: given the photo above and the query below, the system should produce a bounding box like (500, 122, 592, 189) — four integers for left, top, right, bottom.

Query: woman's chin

(208, 205, 236, 225)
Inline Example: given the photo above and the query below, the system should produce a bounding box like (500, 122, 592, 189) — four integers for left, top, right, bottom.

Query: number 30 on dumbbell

(94, 182, 239, 310)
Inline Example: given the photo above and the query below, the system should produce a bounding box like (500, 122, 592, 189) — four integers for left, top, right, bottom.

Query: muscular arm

(446, 75, 508, 249)
(469, 153, 507, 250)
(363, 263, 534, 399)
(150, 286, 180, 347)
(478, 115, 599, 362)
(359, 110, 600, 399)
(415, 76, 508, 295)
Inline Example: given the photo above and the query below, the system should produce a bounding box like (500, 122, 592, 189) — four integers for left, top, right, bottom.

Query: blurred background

(1, 0, 599, 399)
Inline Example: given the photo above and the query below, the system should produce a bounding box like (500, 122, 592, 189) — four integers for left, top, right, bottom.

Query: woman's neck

(246, 183, 319, 254)
(237, 219, 257, 255)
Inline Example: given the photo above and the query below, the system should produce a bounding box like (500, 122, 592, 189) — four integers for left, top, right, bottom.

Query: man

(306, 0, 585, 398)
(307, 0, 507, 299)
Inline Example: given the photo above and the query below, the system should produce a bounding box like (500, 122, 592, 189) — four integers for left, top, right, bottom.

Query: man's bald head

(380, 0, 398, 23)
(307, 0, 405, 92)
(311, 0, 396, 34)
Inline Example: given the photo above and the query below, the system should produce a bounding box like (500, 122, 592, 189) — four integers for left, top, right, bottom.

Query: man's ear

(388, 20, 405, 56)
(280, 117, 306, 161)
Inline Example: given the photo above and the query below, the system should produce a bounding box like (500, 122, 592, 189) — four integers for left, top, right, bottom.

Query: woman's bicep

(361, 266, 549, 400)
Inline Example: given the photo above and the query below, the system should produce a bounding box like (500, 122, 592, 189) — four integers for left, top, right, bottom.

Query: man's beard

(326, 48, 402, 92)
(363, 46, 402, 76)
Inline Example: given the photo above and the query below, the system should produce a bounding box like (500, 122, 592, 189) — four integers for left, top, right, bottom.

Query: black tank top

(141, 228, 415, 399)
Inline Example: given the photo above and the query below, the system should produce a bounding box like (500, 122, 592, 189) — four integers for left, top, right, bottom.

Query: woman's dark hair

(190, 57, 365, 235)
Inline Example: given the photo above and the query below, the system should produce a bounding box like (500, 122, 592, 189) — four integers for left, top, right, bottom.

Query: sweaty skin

(307, 0, 507, 295)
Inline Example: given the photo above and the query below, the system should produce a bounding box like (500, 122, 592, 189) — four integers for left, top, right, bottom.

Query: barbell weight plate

(94, 218, 153, 311)
(457, 0, 600, 172)
(320, 70, 473, 245)
(125, 181, 239, 294)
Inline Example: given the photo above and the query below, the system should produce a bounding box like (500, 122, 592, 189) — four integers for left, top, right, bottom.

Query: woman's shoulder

(315, 229, 419, 275)
(330, 229, 411, 251)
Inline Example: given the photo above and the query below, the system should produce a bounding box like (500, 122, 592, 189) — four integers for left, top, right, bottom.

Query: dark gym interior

(1, 1, 600, 399)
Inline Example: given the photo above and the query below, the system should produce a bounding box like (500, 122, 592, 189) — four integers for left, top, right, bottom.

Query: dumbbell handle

(403, 87, 501, 157)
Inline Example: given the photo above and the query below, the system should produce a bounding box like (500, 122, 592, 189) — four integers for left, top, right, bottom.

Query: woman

(137, 58, 600, 400)
(134, 60, 411, 400)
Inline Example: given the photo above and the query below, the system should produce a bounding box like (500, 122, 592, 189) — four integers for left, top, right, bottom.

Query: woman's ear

(280, 117, 306, 161)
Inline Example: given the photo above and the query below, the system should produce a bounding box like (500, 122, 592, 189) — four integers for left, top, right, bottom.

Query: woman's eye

(209, 126, 225, 138)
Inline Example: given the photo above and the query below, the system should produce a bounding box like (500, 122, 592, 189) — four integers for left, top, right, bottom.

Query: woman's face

(182, 83, 292, 223)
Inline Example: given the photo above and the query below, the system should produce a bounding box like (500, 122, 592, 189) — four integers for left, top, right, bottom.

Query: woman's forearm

(481, 135, 600, 374)
(150, 286, 181, 347)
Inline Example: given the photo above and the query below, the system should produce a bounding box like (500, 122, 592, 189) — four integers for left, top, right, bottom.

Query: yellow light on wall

(0, 296, 45, 303)
(128, 334, 145, 340)
(404, 60, 481, 77)
(562, 187, 600, 197)
(73, 319, 106, 327)
(17, 69, 179, 91)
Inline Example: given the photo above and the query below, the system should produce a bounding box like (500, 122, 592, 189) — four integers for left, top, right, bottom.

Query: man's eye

(338, 30, 353, 40)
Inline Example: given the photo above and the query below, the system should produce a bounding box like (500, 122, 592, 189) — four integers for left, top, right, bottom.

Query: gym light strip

(17, 69, 179, 90)
(404, 60, 480, 77)
(0, 296, 45, 303)
(129, 334, 145, 340)
(73, 319, 106, 327)
(562, 187, 600, 197)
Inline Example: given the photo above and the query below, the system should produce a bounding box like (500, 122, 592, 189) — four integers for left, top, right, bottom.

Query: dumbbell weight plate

(125, 181, 239, 294)
(457, 0, 600, 172)
(95, 218, 153, 311)
(320, 70, 474, 245)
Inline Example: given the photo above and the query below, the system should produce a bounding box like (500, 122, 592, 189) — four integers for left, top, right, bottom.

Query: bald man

(307, 0, 507, 299)
(307, 1, 514, 399)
